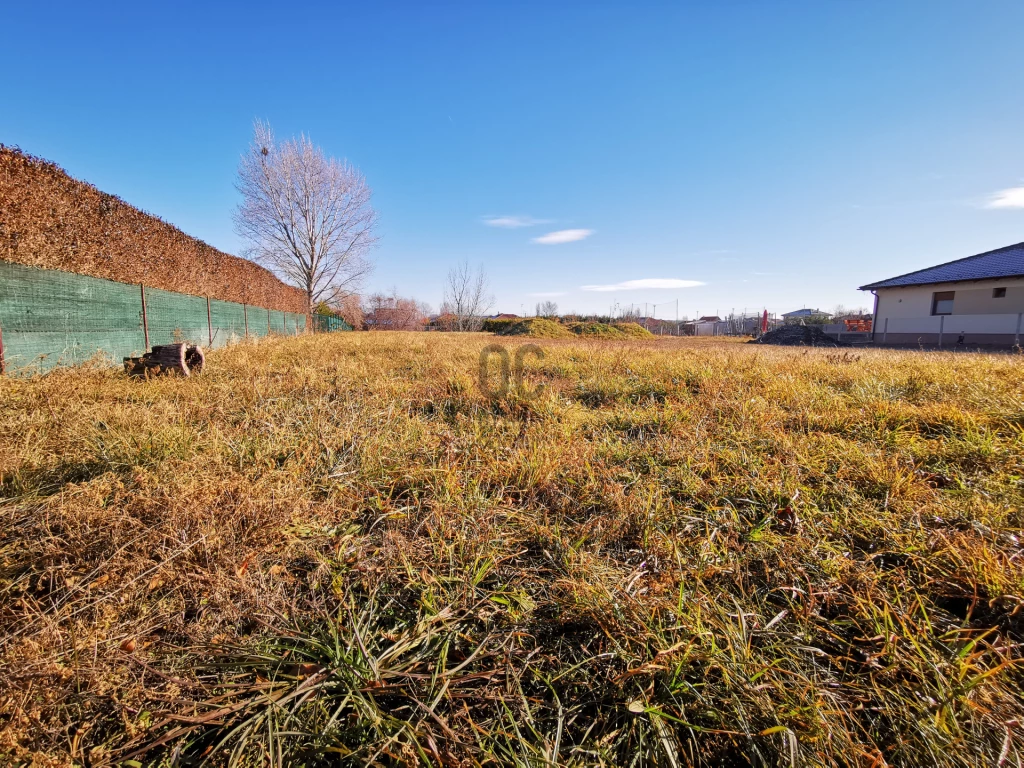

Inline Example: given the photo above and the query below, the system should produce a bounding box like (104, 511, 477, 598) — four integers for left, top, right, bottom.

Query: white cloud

(532, 228, 593, 244)
(985, 187, 1024, 209)
(580, 278, 705, 292)
(483, 215, 549, 228)
(528, 291, 566, 298)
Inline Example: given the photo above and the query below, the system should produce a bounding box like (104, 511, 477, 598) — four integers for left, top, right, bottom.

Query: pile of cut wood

(124, 343, 205, 378)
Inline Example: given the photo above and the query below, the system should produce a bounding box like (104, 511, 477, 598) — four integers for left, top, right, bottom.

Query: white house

(860, 242, 1024, 347)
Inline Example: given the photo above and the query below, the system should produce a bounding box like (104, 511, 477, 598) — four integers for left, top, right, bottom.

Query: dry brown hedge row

(0, 146, 307, 314)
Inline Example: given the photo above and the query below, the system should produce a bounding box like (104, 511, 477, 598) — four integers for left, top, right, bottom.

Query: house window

(932, 291, 955, 315)
(993, 287, 1006, 298)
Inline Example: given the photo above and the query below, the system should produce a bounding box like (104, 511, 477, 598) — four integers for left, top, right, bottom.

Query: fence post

(206, 295, 213, 347)
(267, 308, 271, 335)
(882, 318, 888, 344)
(243, 303, 249, 338)
(0, 323, 5, 376)
(1016, 313, 1022, 347)
(938, 315, 944, 348)
(140, 284, 149, 350)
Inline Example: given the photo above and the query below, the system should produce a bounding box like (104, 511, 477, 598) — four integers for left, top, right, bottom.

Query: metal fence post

(0, 323, 5, 375)
(207, 295, 213, 347)
(243, 303, 249, 337)
(938, 315, 944, 348)
(140, 284, 149, 350)
(1016, 313, 1022, 347)
(882, 317, 888, 344)
(267, 308, 271, 335)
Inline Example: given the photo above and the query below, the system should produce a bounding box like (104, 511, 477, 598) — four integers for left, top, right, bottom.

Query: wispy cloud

(482, 215, 549, 228)
(532, 229, 593, 245)
(985, 187, 1024, 209)
(580, 278, 705, 292)
(528, 291, 566, 298)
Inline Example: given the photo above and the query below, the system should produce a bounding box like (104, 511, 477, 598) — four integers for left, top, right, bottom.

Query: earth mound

(750, 325, 848, 347)
(568, 322, 626, 338)
(497, 318, 572, 338)
(612, 322, 655, 339)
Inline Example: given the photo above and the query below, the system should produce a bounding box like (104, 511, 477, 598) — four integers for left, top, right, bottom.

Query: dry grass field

(1, 333, 1023, 767)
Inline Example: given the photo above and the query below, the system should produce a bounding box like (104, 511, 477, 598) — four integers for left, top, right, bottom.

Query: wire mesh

(0, 262, 309, 374)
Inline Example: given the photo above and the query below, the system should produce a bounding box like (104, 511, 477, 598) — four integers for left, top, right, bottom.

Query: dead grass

(1, 333, 1022, 766)
(498, 318, 573, 338)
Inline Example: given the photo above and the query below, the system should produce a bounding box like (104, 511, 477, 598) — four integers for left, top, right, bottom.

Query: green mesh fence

(209, 299, 247, 348)
(0, 262, 309, 375)
(270, 309, 286, 335)
(0, 261, 145, 371)
(311, 315, 354, 332)
(144, 286, 210, 348)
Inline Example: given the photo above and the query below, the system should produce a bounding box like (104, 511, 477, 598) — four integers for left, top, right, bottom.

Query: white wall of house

(872, 278, 1024, 344)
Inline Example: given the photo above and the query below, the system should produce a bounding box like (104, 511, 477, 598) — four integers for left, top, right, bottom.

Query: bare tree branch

(234, 120, 377, 312)
(441, 262, 494, 331)
(536, 300, 558, 318)
(364, 289, 430, 331)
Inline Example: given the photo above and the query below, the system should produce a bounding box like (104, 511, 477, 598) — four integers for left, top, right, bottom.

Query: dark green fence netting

(0, 261, 308, 374)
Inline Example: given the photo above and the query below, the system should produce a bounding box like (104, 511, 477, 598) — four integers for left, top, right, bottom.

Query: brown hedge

(0, 146, 308, 314)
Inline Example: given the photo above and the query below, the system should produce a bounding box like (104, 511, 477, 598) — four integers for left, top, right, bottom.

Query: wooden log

(124, 343, 205, 378)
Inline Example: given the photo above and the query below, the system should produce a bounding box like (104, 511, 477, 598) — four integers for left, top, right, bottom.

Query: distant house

(490, 313, 520, 320)
(782, 308, 830, 324)
(426, 313, 456, 331)
(860, 242, 1024, 347)
(694, 315, 722, 336)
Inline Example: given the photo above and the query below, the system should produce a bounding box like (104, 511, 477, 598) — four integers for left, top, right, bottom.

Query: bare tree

(364, 290, 430, 331)
(441, 262, 494, 331)
(234, 120, 377, 312)
(536, 300, 558, 318)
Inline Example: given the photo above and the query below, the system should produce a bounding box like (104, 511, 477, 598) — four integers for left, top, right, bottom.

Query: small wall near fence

(0, 261, 307, 374)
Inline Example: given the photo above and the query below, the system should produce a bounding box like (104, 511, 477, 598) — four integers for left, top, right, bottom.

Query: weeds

(1, 333, 1022, 766)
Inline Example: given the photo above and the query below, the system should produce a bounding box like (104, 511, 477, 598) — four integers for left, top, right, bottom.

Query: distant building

(694, 316, 722, 336)
(782, 308, 830, 324)
(860, 242, 1024, 347)
(490, 313, 520, 320)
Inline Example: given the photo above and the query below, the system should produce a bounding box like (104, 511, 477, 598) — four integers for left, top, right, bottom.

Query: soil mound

(612, 322, 654, 339)
(751, 325, 848, 347)
(498, 318, 572, 338)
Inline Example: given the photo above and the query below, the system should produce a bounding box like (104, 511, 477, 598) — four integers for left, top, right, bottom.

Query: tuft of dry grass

(1, 333, 1022, 766)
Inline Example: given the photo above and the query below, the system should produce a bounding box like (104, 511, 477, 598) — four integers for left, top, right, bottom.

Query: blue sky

(3, 1, 1024, 318)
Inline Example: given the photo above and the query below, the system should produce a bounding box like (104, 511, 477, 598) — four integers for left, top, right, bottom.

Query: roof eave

(859, 273, 1024, 291)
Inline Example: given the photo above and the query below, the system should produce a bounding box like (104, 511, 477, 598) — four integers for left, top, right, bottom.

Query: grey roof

(859, 242, 1024, 290)
(782, 308, 826, 317)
